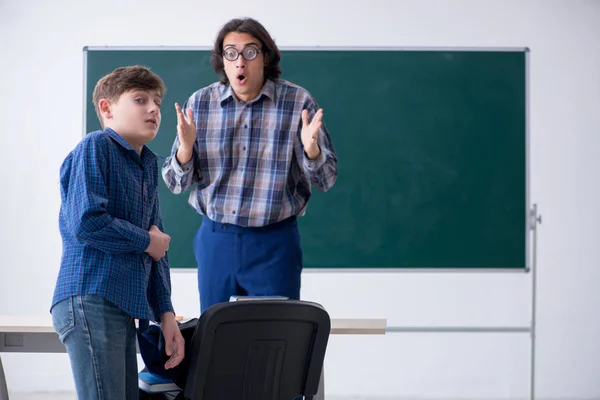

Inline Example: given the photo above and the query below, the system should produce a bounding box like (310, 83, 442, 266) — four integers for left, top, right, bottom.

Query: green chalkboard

(84, 47, 528, 269)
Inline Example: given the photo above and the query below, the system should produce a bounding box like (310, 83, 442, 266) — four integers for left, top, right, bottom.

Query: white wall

(1, 0, 599, 399)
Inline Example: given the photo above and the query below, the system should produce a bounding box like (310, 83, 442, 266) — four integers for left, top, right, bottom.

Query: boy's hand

(160, 312, 185, 369)
(146, 225, 170, 261)
(175, 103, 196, 164)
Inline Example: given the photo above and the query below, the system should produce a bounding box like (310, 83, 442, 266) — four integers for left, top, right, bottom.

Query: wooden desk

(0, 315, 386, 400)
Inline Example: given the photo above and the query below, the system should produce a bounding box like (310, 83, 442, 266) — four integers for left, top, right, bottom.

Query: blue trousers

(51, 295, 138, 400)
(194, 216, 302, 312)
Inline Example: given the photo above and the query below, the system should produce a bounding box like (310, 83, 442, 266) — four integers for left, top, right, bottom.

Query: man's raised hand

(175, 103, 196, 164)
(301, 108, 323, 160)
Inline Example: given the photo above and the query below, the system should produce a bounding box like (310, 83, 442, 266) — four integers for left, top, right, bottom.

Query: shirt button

(232, 210, 236, 215)
(243, 146, 246, 151)
(244, 124, 248, 129)
(235, 188, 240, 194)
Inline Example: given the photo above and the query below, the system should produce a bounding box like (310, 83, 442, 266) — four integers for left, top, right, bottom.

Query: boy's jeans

(51, 294, 138, 400)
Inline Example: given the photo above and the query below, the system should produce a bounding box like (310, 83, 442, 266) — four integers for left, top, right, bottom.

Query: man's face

(222, 32, 265, 102)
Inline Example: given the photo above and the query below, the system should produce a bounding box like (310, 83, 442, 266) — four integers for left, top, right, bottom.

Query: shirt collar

(219, 79, 276, 107)
(104, 127, 157, 162)
(105, 127, 133, 150)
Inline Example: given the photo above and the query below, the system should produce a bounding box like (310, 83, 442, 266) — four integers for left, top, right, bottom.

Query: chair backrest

(184, 300, 331, 400)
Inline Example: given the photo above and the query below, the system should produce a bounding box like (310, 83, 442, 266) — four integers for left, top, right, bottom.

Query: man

(162, 17, 338, 312)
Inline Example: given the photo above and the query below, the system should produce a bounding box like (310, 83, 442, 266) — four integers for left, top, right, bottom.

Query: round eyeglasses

(222, 46, 262, 62)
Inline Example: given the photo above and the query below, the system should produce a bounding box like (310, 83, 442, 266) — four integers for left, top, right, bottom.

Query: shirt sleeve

(301, 98, 338, 192)
(161, 96, 203, 195)
(60, 136, 150, 254)
(146, 190, 175, 321)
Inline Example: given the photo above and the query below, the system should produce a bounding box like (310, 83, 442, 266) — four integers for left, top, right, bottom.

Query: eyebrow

(132, 90, 163, 97)
(224, 42, 260, 48)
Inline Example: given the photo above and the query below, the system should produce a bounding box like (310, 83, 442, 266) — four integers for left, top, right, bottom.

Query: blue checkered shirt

(51, 128, 174, 321)
(161, 79, 338, 227)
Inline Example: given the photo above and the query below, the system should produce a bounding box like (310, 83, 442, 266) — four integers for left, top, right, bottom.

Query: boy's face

(100, 89, 162, 149)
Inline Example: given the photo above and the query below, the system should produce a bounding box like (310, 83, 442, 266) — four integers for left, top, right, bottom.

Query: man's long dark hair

(210, 18, 282, 85)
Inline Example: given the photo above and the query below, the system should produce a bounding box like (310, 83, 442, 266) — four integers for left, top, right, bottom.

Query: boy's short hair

(92, 65, 166, 128)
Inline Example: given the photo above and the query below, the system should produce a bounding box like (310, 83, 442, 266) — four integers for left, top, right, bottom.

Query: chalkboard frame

(82, 46, 531, 273)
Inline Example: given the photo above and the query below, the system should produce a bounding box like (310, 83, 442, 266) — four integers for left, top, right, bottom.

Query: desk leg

(0, 355, 9, 400)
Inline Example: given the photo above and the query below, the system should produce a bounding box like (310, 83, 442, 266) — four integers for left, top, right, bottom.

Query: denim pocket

(51, 297, 75, 342)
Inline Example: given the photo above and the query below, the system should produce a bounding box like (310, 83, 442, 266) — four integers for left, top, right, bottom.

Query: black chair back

(184, 300, 331, 400)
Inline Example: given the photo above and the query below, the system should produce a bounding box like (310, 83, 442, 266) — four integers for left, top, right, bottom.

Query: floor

(7, 393, 372, 400)
(0, 393, 385, 400)
(9, 394, 75, 400)
(7, 394, 377, 400)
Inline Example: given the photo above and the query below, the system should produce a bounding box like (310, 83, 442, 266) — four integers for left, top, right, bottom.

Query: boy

(50, 65, 184, 399)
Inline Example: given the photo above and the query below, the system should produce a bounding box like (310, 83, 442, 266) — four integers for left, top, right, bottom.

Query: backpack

(137, 317, 198, 389)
